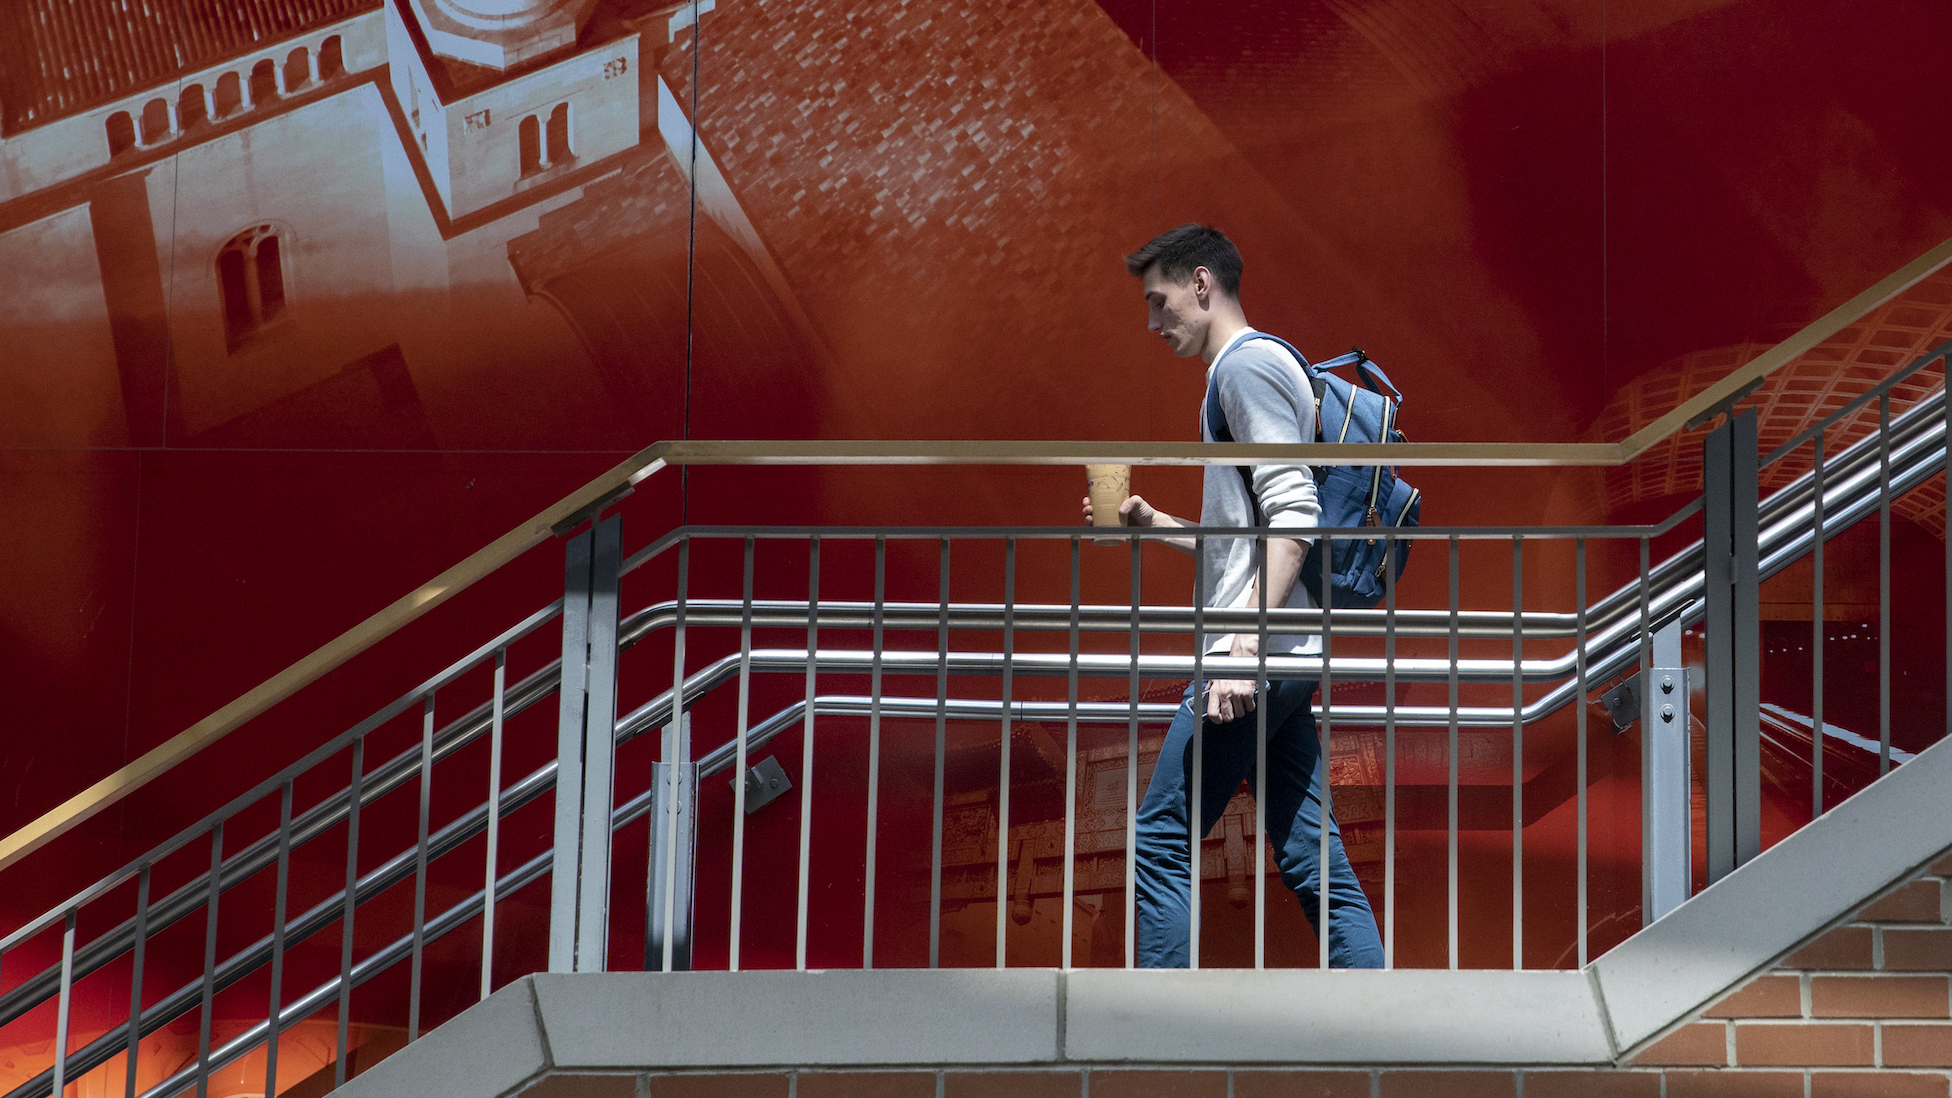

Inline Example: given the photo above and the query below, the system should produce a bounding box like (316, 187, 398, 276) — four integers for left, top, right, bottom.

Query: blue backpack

(1205, 335, 1421, 609)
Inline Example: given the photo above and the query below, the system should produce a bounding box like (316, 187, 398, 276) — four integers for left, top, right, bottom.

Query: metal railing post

(646, 722, 697, 972)
(1703, 409, 1762, 884)
(1644, 617, 1690, 922)
(550, 515, 622, 973)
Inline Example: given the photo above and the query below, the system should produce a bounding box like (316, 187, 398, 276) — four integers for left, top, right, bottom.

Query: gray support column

(646, 744, 698, 971)
(1703, 409, 1761, 885)
(550, 515, 622, 973)
(1644, 619, 1690, 921)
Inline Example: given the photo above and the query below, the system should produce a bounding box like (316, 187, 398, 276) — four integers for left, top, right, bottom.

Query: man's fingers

(1204, 681, 1257, 724)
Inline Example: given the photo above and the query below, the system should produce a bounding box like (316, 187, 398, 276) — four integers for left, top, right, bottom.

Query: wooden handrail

(653, 439, 1628, 466)
(5, 234, 1950, 875)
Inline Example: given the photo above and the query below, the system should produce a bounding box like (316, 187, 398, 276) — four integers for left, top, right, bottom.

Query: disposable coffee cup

(1086, 464, 1131, 527)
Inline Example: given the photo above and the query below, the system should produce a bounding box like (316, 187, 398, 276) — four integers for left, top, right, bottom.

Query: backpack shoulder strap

(1231, 332, 1325, 406)
(1208, 332, 1321, 526)
(1315, 347, 1404, 405)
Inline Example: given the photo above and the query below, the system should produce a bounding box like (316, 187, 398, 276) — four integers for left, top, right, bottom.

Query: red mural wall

(4, 0, 1952, 1057)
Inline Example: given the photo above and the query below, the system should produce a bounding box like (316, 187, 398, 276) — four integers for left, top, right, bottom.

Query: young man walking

(1089, 223, 1384, 968)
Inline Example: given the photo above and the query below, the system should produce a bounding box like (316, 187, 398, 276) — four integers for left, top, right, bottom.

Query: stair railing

(2, 256, 1950, 1097)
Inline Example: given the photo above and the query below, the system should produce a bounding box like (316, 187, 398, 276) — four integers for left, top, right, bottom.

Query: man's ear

(1192, 265, 1213, 304)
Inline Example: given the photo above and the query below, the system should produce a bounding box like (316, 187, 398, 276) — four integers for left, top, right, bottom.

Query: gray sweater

(1198, 328, 1322, 656)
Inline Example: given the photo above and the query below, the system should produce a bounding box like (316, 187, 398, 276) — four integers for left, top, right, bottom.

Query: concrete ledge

(332, 976, 549, 1098)
(1066, 969, 1612, 1064)
(1591, 730, 1952, 1052)
(532, 969, 1062, 1067)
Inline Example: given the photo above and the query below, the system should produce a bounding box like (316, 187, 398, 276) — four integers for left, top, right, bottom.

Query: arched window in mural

(251, 59, 279, 105)
(546, 102, 573, 164)
(285, 47, 310, 91)
(106, 112, 137, 157)
(320, 36, 345, 79)
(140, 99, 170, 145)
(215, 72, 243, 117)
(217, 224, 291, 351)
(179, 85, 208, 130)
(519, 115, 542, 175)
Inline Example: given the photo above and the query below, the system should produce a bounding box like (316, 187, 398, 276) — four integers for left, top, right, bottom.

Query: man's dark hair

(1124, 223, 1243, 297)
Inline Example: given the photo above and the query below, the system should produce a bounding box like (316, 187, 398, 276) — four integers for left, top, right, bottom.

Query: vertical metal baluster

(1576, 538, 1589, 967)
(731, 537, 755, 972)
(1447, 535, 1460, 970)
(1513, 535, 1525, 969)
(1383, 536, 1398, 970)
(1878, 393, 1892, 774)
(1254, 533, 1268, 970)
(1637, 535, 1652, 927)
(264, 781, 294, 1097)
(482, 649, 506, 999)
(1127, 534, 1141, 970)
(798, 538, 820, 972)
(661, 541, 690, 974)
(1191, 533, 1206, 971)
(51, 910, 75, 1098)
(1062, 536, 1081, 969)
(864, 536, 886, 969)
(335, 740, 363, 1089)
(196, 822, 223, 1098)
(932, 538, 950, 969)
(125, 864, 150, 1098)
(409, 694, 435, 1041)
(1812, 433, 1825, 817)
(1319, 529, 1333, 970)
(996, 539, 1016, 969)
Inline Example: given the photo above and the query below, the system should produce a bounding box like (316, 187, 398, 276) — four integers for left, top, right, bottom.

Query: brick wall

(1621, 847, 1952, 1096)
(512, 847, 1952, 1098)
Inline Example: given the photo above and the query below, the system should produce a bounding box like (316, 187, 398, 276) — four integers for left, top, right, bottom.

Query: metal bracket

(1647, 667, 1687, 727)
(1600, 674, 1641, 733)
(731, 756, 793, 815)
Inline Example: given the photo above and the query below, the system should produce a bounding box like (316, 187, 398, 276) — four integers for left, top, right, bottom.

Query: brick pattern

(1624, 845, 1952, 1090)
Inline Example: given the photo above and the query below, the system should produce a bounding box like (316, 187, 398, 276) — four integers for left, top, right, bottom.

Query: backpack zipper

(1373, 486, 1421, 580)
(1362, 398, 1394, 542)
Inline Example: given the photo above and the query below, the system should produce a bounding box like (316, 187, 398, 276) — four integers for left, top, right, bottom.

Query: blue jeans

(1134, 677, 1384, 968)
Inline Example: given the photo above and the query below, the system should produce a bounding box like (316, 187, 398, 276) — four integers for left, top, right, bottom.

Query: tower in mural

(406, 0, 601, 69)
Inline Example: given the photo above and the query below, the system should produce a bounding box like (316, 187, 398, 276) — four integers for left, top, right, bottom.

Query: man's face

(1141, 265, 1208, 359)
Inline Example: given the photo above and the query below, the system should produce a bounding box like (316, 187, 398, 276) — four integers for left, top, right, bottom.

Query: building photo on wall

(3, 0, 1952, 1094)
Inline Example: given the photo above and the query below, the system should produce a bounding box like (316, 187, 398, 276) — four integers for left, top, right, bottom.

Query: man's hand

(1080, 493, 1160, 528)
(1080, 494, 1197, 554)
(1205, 677, 1258, 724)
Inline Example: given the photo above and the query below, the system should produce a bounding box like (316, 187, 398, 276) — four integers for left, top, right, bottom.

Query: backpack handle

(1313, 348, 1404, 405)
